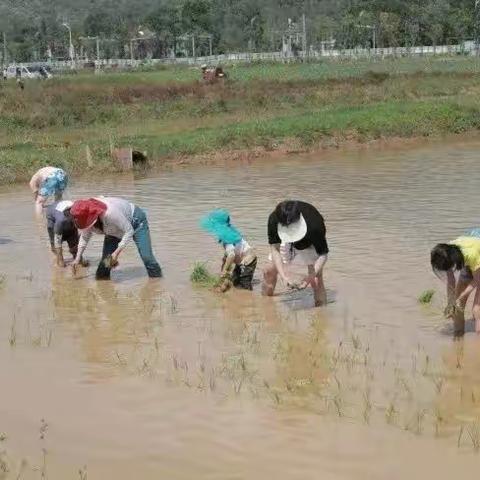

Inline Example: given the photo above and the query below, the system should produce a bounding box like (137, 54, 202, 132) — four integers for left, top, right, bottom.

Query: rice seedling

(78, 466, 88, 480)
(363, 388, 373, 424)
(458, 422, 480, 452)
(385, 401, 397, 425)
(332, 394, 343, 417)
(418, 289, 435, 304)
(190, 262, 220, 288)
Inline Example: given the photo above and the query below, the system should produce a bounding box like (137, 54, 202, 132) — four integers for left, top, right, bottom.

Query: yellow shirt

(451, 237, 480, 273)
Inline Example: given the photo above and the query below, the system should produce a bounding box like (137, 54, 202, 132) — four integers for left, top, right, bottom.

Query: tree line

(0, 0, 477, 62)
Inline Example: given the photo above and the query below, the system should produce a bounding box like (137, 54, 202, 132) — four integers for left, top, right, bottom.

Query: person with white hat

(45, 200, 88, 268)
(262, 200, 329, 306)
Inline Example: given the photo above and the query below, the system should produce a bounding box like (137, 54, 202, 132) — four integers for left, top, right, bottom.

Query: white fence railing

(19, 43, 477, 71)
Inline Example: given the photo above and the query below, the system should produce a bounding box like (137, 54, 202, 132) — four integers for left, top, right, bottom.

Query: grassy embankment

(2, 56, 480, 184)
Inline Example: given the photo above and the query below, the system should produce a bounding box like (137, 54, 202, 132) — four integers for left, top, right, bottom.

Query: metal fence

(18, 42, 477, 71)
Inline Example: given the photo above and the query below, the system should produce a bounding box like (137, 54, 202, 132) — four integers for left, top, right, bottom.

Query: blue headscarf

(200, 209, 242, 245)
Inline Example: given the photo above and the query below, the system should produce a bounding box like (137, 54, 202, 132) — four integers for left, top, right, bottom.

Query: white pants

(269, 244, 320, 266)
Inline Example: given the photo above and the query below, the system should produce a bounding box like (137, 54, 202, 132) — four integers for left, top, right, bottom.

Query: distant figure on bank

(46, 200, 88, 268)
(431, 230, 480, 335)
(263, 200, 328, 306)
(2, 68, 7, 81)
(29, 166, 68, 215)
(70, 197, 162, 280)
(201, 209, 257, 292)
(15, 67, 24, 90)
(201, 64, 226, 83)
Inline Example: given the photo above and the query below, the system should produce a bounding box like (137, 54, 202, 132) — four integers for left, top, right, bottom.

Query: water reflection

(1, 138, 480, 477)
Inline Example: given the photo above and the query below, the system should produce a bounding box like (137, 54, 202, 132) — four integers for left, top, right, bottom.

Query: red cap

(70, 198, 107, 230)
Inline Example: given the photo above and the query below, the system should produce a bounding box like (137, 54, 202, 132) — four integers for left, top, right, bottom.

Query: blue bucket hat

(200, 209, 242, 245)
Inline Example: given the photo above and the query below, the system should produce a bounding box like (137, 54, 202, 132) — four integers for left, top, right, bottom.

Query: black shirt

(268, 201, 329, 255)
(46, 203, 77, 248)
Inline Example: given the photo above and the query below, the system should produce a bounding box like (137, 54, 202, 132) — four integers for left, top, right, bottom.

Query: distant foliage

(0, 0, 477, 61)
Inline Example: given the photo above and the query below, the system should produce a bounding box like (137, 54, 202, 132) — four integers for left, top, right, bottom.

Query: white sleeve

(76, 229, 93, 261)
(224, 244, 235, 256)
(107, 210, 134, 250)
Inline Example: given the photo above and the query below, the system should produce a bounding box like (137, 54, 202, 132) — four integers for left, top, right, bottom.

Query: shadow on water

(0, 237, 12, 245)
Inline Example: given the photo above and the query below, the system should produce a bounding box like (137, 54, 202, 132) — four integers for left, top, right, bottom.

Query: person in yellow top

(431, 232, 480, 336)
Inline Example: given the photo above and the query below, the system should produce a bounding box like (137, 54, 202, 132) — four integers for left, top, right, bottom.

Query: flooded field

(1, 139, 480, 478)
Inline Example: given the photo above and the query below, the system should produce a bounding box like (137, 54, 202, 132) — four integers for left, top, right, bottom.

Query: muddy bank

(3, 129, 480, 187)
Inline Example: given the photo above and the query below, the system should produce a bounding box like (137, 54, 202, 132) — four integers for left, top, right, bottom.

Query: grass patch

(190, 262, 219, 288)
(3, 57, 480, 184)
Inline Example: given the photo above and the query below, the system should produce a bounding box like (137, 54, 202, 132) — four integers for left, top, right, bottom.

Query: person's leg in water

(96, 235, 120, 279)
(308, 264, 327, 307)
(453, 273, 471, 336)
(262, 262, 278, 296)
(35, 194, 47, 216)
(472, 285, 480, 334)
(132, 208, 162, 278)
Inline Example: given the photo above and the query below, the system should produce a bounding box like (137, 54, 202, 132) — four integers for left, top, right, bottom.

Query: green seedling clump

(418, 289, 435, 304)
(190, 263, 220, 287)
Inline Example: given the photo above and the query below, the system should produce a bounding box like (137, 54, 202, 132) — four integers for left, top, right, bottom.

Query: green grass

(3, 56, 480, 184)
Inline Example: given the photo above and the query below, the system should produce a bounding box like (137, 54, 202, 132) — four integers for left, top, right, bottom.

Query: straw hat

(278, 214, 307, 244)
(55, 200, 73, 212)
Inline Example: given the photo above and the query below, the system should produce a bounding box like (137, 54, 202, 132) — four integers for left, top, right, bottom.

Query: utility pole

(192, 34, 195, 58)
(2, 32, 6, 66)
(96, 38, 100, 60)
(302, 13, 307, 54)
(476, 0, 480, 55)
(209, 35, 212, 56)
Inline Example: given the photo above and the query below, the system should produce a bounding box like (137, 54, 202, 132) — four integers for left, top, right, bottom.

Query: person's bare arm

(456, 269, 480, 307)
(300, 254, 328, 289)
(221, 252, 235, 277)
(446, 270, 456, 305)
(271, 244, 295, 287)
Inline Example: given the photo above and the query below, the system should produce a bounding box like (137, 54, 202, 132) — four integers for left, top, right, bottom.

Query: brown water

(1, 139, 480, 478)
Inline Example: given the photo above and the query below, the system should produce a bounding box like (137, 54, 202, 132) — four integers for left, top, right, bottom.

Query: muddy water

(1, 139, 480, 478)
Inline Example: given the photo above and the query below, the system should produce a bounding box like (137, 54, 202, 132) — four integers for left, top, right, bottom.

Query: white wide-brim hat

(278, 214, 307, 244)
(55, 200, 73, 212)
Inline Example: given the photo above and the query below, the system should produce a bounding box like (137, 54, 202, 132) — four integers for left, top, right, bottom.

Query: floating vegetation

(190, 262, 219, 287)
(418, 289, 435, 304)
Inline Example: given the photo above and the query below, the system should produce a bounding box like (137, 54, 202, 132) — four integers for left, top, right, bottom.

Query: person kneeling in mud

(46, 200, 88, 268)
(431, 231, 480, 336)
(262, 200, 328, 307)
(70, 197, 163, 280)
(201, 209, 257, 292)
(29, 166, 68, 216)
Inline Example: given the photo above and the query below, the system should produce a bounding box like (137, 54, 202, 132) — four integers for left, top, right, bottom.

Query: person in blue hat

(200, 209, 257, 292)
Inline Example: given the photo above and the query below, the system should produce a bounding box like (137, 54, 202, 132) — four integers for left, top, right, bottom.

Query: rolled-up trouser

(96, 206, 162, 279)
(223, 250, 257, 291)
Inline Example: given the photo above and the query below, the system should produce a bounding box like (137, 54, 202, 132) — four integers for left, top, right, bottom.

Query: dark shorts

(460, 266, 473, 282)
(47, 228, 79, 255)
(231, 257, 257, 290)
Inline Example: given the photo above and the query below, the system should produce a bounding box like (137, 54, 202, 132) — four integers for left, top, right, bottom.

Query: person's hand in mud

(298, 274, 317, 290)
(285, 277, 301, 290)
(444, 303, 463, 319)
(108, 249, 122, 268)
(71, 259, 80, 275)
(54, 248, 65, 268)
